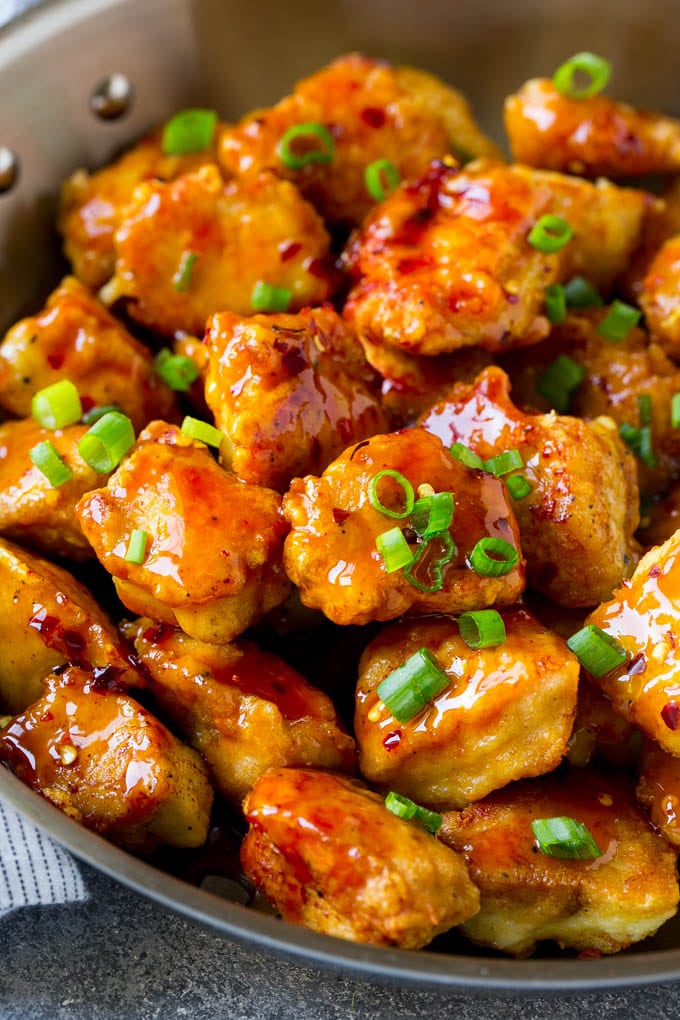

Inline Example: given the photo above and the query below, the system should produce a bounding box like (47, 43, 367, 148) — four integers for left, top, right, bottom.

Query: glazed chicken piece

(621, 177, 680, 303)
(566, 680, 640, 770)
(640, 235, 680, 360)
(76, 421, 291, 643)
(283, 427, 524, 627)
(356, 609, 579, 810)
(503, 311, 680, 497)
(344, 159, 648, 357)
(59, 125, 223, 289)
(0, 417, 109, 560)
(101, 165, 336, 338)
(505, 78, 680, 178)
(203, 306, 387, 491)
(439, 769, 679, 957)
(420, 366, 639, 607)
(637, 740, 680, 849)
(638, 481, 680, 549)
(0, 276, 176, 432)
(585, 531, 680, 757)
(0, 538, 140, 714)
(123, 617, 355, 806)
(241, 768, 479, 948)
(0, 666, 213, 854)
(219, 52, 500, 229)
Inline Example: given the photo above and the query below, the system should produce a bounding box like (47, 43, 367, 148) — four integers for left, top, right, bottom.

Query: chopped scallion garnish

(450, 442, 484, 470)
(552, 52, 612, 100)
(596, 300, 641, 343)
(31, 379, 82, 430)
(545, 283, 566, 324)
(637, 393, 653, 427)
(173, 251, 198, 293)
(162, 108, 217, 155)
(536, 354, 586, 413)
(469, 537, 519, 577)
(566, 623, 627, 677)
(376, 526, 414, 573)
(124, 529, 148, 565)
(411, 491, 454, 539)
(458, 609, 506, 649)
(483, 449, 523, 477)
(672, 393, 680, 429)
(367, 469, 415, 520)
(154, 348, 200, 391)
(180, 416, 224, 448)
(251, 281, 292, 313)
(403, 532, 456, 592)
(77, 411, 135, 473)
(29, 440, 72, 487)
(619, 421, 657, 468)
(277, 122, 335, 170)
(506, 474, 532, 500)
(528, 214, 573, 253)
(563, 276, 603, 309)
(81, 404, 121, 426)
(377, 647, 450, 723)
(365, 159, 400, 202)
(532, 816, 602, 860)
(384, 791, 442, 835)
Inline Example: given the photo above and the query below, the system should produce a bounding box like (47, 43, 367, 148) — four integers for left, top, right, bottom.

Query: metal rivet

(0, 147, 19, 194)
(90, 73, 133, 120)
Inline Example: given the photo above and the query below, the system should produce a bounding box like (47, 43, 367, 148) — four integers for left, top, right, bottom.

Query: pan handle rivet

(0, 147, 18, 194)
(90, 73, 134, 120)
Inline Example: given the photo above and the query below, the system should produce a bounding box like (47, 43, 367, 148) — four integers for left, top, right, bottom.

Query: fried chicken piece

(0, 277, 176, 432)
(505, 78, 680, 178)
(282, 427, 524, 627)
(640, 234, 680, 360)
(241, 768, 479, 948)
(0, 666, 212, 853)
(439, 769, 679, 957)
(203, 306, 387, 491)
(0, 418, 108, 560)
(123, 617, 355, 806)
(356, 609, 578, 810)
(566, 681, 640, 770)
(420, 366, 639, 607)
(637, 740, 680, 849)
(343, 160, 648, 357)
(621, 178, 680, 303)
(76, 421, 291, 643)
(100, 165, 336, 338)
(219, 53, 499, 229)
(59, 125, 223, 289)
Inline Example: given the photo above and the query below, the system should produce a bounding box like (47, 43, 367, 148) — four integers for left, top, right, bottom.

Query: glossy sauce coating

(640, 234, 680, 359)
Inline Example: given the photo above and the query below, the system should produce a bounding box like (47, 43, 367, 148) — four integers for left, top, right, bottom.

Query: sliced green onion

(180, 415, 224, 448)
(528, 214, 573, 253)
(596, 300, 641, 343)
(552, 52, 612, 100)
(637, 393, 653, 427)
(411, 491, 454, 539)
(377, 647, 450, 723)
(77, 411, 134, 473)
(375, 526, 414, 573)
(532, 816, 602, 860)
(124, 529, 148, 565)
(619, 421, 641, 448)
(506, 474, 532, 500)
(29, 440, 72, 487)
(277, 122, 335, 171)
(566, 623, 628, 677)
(81, 404, 121, 425)
(483, 449, 523, 477)
(251, 280, 292, 313)
(365, 159, 400, 202)
(536, 354, 586, 413)
(31, 380, 82, 429)
(403, 532, 456, 592)
(458, 609, 507, 649)
(173, 251, 198, 293)
(162, 108, 217, 155)
(619, 422, 657, 468)
(545, 283, 566, 324)
(154, 348, 200, 391)
(672, 393, 680, 429)
(469, 537, 519, 577)
(450, 442, 484, 470)
(563, 276, 603, 309)
(384, 791, 442, 835)
(367, 469, 415, 520)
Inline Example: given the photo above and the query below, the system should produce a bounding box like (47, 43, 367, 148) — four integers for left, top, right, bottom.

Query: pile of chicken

(5, 52, 680, 958)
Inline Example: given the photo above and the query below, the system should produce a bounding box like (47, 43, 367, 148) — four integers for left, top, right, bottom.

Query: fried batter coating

(219, 53, 499, 229)
(241, 768, 479, 948)
(0, 277, 176, 431)
(344, 160, 648, 357)
(203, 306, 387, 491)
(420, 366, 639, 607)
(640, 234, 680, 359)
(76, 421, 291, 643)
(282, 428, 524, 626)
(123, 617, 355, 806)
(505, 78, 680, 178)
(0, 666, 213, 853)
(566, 680, 640, 770)
(586, 532, 680, 757)
(0, 418, 108, 560)
(101, 165, 335, 338)
(439, 769, 679, 957)
(637, 739, 680, 849)
(356, 609, 578, 810)
(59, 126, 223, 289)
(0, 538, 140, 714)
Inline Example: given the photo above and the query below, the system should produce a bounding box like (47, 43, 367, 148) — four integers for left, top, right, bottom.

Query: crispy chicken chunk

(505, 78, 680, 178)
(420, 366, 639, 607)
(0, 418, 108, 560)
(566, 681, 640, 770)
(282, 428, 524, 627)
(0, 666, 213, 854)
(344, 160, 648, 357)
(123, 617, 355, 806)
(76, 421, 291, 643)
(219, 53, 499, 229)
(637, 739, 680, 849)
(640, 235, 680, 359)
(356, 609, 578, 809)
(0, 277, 176, 431)
(241, 768, 479, 948)
(101, 165, 336, 338)
(203, 306, 387, 491)
(439, 769, 679, 957)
